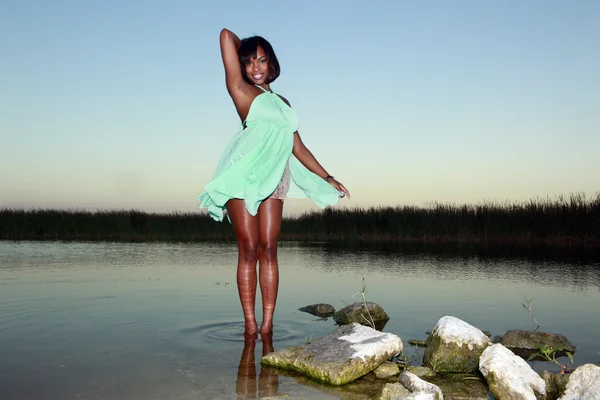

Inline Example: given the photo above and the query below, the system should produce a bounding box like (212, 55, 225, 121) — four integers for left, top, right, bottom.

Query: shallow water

(1, 241, 599, 399)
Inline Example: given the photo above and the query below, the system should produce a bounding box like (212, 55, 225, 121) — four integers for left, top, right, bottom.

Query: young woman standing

(198, 29, 349, 336)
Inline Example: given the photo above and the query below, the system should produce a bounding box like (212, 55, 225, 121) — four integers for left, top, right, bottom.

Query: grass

(1, 192, 599, 246)
(353, 278, 376, 329)
(522, 296, 540, 331)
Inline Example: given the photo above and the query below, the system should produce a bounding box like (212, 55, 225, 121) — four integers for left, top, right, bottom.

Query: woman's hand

(326, 178, 350, 199)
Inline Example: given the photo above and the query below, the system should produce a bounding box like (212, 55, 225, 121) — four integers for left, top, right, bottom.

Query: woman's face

(244, 46, 269, 86)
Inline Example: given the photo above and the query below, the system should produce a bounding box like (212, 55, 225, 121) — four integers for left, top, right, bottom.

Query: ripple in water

(181, 321, 295, 342)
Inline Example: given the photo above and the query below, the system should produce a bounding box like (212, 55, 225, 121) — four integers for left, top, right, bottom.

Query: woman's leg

(257, 199, 284, 334)
(227, 199, 260, 335)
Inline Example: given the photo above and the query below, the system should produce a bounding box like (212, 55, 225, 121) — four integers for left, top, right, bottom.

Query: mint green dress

(198, 86, 341, 222)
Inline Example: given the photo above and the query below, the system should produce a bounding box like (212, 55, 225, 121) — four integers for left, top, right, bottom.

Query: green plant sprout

(393, 352, 410, 370)
(528, 344, 574, 374)
(353, 278, 376, 329)
(522, 296, 540, 331)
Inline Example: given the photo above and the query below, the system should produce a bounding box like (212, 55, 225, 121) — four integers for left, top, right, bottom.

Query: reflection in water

(296, 241, 600, 288)
(236, 332, 279, 399)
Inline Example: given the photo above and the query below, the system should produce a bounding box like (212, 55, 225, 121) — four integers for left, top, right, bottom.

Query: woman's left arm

(292, 132, 350, 198)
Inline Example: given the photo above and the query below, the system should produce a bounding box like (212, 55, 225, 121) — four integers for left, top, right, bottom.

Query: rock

(558, 363, 600, 400)
(379, 382, 411, 400)
(540, 370, 570, 400)
(427, 374, 489, 400)
(502, 329, 576, 361)
(405, 366, 436, 379)
(408, 339, 428, 347)
(261, 322, 403, 385)
(374, 361, 400, 379)
(492, 335, 503, 343)
(479, 343, 546, 400)
(298, 303, 335, 318)
(333, 302, 390, 330)
(399, 371, 443, 400)
(384, 367, 489, 400)
(423, 316, 492, 373)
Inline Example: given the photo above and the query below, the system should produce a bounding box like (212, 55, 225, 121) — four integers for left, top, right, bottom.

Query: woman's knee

(238, 239, 259, 263)
(258, 240, 278, 263)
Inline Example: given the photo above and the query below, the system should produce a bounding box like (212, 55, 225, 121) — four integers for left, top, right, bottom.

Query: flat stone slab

(262, 322, 403, 385)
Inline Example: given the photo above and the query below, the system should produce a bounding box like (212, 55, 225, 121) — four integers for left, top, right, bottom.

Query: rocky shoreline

(272, 302, 600, 399)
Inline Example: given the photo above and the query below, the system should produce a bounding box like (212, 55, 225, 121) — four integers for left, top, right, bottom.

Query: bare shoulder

(277, 94, 291, 107)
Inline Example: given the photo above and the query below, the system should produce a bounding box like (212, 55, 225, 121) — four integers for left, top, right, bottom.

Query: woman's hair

(238, 36, 281, 85)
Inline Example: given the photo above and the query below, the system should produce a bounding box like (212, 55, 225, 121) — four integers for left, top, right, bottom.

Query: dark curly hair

(238, 36, 280, 85)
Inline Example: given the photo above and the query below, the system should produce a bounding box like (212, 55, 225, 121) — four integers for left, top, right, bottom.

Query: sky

(1, 0, 599, 216)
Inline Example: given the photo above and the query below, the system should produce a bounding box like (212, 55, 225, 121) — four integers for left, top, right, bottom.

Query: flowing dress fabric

(198, 89, 341, 222)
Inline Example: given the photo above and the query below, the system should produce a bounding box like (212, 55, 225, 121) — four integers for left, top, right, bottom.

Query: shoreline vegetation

(1, 193, 599, 249)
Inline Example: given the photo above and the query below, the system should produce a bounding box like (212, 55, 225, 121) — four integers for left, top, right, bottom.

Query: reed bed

(1, 193, 599, 246)
(286, 193, 600, 245)
(0, 209, 234, 242)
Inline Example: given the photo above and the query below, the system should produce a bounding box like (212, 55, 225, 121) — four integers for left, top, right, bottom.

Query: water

(1, 241, 599, 399)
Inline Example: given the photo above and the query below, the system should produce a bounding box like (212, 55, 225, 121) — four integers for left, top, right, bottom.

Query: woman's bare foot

(244, 331, 258, 341)
(259, 319, 273, 334)
(245, 319, 258, 336)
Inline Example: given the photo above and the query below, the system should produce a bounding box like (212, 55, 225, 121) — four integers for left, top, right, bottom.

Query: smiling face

(244, 46, 270, 86)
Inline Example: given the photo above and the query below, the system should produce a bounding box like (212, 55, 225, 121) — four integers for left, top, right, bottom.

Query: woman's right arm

(220, 29, 244, 94)
(220, 29, 253, 120)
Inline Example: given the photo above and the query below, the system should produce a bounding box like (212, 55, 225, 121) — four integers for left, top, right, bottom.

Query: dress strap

(254, 84, 272, 93)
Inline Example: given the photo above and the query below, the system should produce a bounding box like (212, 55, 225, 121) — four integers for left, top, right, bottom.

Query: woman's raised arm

(220, 29, 244, 94)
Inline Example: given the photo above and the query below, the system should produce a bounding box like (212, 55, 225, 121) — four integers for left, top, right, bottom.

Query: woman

(198, 29, 349, 336)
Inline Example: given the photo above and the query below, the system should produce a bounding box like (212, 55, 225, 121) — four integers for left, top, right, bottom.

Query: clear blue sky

(1, 0, 598, 215)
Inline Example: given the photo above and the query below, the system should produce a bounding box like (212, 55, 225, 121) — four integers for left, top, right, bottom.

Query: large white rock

(399, 371, 443, 400)
(479, 343, 546, 400)
(558, 363, 600, 400)
(423, 315, 492, 373)
(262, 322, 403, 385)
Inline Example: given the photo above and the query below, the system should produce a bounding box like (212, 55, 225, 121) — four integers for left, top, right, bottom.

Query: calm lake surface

(1, 241, 599, 400)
